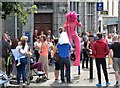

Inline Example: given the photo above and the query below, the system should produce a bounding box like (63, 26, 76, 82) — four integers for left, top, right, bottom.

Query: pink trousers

(68, 34, 81, 66)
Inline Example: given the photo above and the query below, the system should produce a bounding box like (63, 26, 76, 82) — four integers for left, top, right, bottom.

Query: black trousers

(82, 49, 89, 68)
(95, 58, 109, 84)
(90, 57, 93, 79)
(59, 57, 71, 82)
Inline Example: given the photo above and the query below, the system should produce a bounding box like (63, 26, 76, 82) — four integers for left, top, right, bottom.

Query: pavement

(7, 58, 119, 88)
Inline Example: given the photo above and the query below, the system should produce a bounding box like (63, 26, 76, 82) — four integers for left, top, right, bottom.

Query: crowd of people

(0, 28, 120, 87)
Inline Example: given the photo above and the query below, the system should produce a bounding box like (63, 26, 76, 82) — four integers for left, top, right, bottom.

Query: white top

(24, 43, 29, 52)
(34, 41, 38, 46)
(11, 46, 22, 60)
(58, 32, 70, 45)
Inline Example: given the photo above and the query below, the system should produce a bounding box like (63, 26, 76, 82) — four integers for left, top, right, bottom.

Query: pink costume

(64, 11, 82, 66)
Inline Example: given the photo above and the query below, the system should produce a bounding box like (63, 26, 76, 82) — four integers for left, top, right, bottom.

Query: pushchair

(30, 57, 47, 83)
(0, 70, 9, 88)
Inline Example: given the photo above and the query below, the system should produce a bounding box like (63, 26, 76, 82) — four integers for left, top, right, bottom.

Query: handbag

(54, 53, 59, 63)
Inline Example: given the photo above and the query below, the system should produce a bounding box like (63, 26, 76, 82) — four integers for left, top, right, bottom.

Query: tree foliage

(2, 2, 37, 25)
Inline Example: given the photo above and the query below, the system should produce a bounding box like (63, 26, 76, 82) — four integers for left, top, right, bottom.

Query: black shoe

(82, 67, 84, 69)
(61, 80, 65, 83)
(114, 81, 119, 87)
(67, 81, 72, 83)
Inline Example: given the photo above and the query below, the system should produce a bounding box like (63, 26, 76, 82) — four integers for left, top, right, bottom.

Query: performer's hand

(78, 22, 83, 28)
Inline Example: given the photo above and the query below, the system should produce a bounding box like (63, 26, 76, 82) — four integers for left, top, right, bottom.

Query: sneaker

(114, 82, 119, 87)
(106, 82, 110, 86)
(16, 62, 21, 66)
(96, 83, 102, 87)
(37, 71, 45, 74)
(23, 83, 26, 87)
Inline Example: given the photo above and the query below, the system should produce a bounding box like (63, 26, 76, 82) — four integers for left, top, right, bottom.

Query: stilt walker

(64, 11, 82, 66)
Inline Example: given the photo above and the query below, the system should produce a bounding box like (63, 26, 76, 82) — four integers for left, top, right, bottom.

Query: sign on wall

(25, 31, 30, 43)
(97, 2, 103, 11)
(100, 11, 108, 15)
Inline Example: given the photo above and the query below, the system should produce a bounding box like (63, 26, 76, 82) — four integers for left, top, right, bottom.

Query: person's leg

(82, 50, 86, 68)
(115, 71, 119, 82)
(95, 58, 101, 84)
(86, 51, 89, 68)
(90, 57, 93, 79)
(78, 66, 80, 75)
(73, 35, 81, 66)
(31, 62, 43, 71)
(54, 62, 60, 80)
(37, 62, 43, 71)
(2, 58, 6, 72)
(17, 65, 22, 84)
(11, 62, 17, 77)
(113, 58, 119, 86)
(21, 58, 26, 83)
(36, 50, 40, 62)
(64, 58, 71, 82)
(82, 57, 85, 68)
(16, 58, 21, 66)
(59, 58, 65, 82)
(86, 57, 89, 68)
(101, 59, 109, 83)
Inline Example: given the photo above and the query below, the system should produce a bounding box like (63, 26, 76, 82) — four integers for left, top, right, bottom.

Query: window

(34, 2, 53, 9)
(77, 2, 79, 13)
(112, 0, 114, 15)
(107, 0, 109, 11)
(70, 2, 72, 11)
(73, 2, 75, 11)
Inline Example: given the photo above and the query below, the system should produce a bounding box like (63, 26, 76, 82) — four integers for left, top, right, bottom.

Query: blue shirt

(57, 43, 71, 58)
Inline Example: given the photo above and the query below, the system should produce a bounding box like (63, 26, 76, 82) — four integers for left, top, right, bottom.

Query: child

(16, 42, 22, 66)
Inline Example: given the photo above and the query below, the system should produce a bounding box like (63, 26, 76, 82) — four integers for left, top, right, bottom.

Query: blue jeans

(59, 57, 71, 82)
(17, 58, 26, 84)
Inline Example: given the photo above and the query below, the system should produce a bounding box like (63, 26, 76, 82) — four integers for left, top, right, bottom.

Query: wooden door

(34, 13, 52, 35)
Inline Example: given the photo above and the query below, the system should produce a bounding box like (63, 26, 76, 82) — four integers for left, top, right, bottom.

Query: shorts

(113, 57, 120, 71)
(39, 55, 49, 71)
(55, 62, 60, 70)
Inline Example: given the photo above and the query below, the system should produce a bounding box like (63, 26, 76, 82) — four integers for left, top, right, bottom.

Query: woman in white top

(16, 38, 29, 85)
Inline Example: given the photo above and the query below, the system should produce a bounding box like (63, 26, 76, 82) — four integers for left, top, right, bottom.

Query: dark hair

(54, 38, 58, 46)
(89, 34, 94, 37)
(97, 33, 102, 39)
(11, 38, 19, 49)
(58, 27, 64, 34)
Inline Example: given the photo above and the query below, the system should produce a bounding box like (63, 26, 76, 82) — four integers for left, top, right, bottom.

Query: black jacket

(0, 39, 11, 57)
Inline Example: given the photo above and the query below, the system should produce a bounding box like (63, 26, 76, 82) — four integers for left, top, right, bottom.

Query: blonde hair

(112, 35, 118, 42)
(20, 36, 28, 42)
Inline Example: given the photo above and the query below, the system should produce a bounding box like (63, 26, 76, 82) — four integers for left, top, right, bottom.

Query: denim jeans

(59, 57, 71, 82)
(17, 58, 26, 84)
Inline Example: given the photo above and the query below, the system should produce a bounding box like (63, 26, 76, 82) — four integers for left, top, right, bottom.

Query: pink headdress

(65, 11, 78, 22)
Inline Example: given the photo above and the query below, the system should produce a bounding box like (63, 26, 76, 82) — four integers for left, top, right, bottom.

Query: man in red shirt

(92, 33, 110, 87)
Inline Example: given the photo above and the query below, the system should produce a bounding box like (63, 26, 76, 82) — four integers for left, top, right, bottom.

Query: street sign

(25, 31, 30, 43)
(97, 2, 103, 11)
(100, 11, 108, 15)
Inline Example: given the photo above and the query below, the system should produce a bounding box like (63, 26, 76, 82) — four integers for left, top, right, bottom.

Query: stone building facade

(3, 1, 98, 46)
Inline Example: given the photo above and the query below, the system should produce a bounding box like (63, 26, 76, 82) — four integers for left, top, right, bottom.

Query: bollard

(90, 57, 93, 79)
(27, 55, 30, 85)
